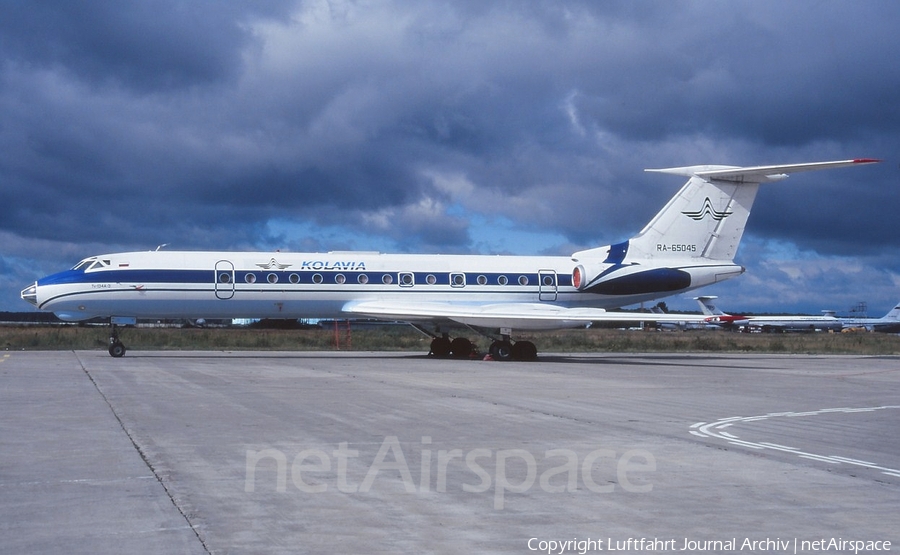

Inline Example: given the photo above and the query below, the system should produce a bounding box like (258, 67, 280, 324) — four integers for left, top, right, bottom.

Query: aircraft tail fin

(620, 159, 880, 262)
(881, 302, 900, 321)
(695, 296, 725, 316)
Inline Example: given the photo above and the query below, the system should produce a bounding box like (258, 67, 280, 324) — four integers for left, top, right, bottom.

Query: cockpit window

(72, 258, 96, 271)
(73, 258, 111, 271)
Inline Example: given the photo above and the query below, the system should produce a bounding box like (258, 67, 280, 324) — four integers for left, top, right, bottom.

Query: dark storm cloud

(2, 0, 900, 312)
(0, 1, 295, 90)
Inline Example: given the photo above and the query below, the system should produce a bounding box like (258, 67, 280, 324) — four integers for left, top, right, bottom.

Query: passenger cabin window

(399, 273, 414, 286)
(450, 273, 465, 287)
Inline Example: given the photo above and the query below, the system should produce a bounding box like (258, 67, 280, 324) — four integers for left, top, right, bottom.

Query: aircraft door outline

(215, 260, 235, 300)
(538, 269, 558, 301)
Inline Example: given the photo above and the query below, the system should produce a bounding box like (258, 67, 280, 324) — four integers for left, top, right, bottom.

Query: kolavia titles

(301, 260, 367, 271)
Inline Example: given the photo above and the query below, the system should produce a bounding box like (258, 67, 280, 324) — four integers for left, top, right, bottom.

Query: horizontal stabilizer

(646, 159, 880, 184)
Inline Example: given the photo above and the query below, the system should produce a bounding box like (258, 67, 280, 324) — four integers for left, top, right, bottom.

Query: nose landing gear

(107, 317, 136, 357)
(108, 325, 126, 357)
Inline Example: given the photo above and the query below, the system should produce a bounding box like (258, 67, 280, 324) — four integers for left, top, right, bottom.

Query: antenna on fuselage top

(155, 243, 169, 251)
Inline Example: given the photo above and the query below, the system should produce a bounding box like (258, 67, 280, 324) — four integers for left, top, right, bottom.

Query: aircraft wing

(343, 301, 707, 330)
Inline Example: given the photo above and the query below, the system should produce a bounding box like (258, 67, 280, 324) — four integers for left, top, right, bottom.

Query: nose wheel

(108, 322, 127, 357)
(108, 341, 126, 358)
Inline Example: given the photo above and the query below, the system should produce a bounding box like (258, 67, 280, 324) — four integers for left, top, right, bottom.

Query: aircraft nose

(21, 282, 38, 307)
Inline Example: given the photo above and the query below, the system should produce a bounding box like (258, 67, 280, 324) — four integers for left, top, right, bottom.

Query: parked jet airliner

(838, 302, 900, 333)
(21, 159, 878, 359)
(695, 296, 843, 332)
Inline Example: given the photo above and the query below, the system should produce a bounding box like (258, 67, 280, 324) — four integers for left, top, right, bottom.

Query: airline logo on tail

(681, 197, 733, 221)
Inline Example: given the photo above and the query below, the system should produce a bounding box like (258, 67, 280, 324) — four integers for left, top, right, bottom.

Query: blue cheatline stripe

(39, 269, 208, 286)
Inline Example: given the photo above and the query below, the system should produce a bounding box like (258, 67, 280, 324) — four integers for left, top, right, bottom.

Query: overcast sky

(2, 0, 899, 315)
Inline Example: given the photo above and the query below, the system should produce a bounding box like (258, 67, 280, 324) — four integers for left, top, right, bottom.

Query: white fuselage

(735, 315, 843, 332)
(24, 249, 740, 325)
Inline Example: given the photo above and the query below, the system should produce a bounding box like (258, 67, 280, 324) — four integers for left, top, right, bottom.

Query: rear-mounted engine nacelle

(572, 264, 607, 291)
(573, 263, 695, 296)
(572, 265, 586, 290)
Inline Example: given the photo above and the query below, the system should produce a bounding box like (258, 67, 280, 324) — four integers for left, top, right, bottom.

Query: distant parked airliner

(22, 159, 879, 359)
(695, 296, 843, 332)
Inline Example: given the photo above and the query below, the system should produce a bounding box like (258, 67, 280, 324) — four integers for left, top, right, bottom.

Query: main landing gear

(486, 334, 538, 362)
(418, 326, 539, 361)
(428, 334, 476, 359)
